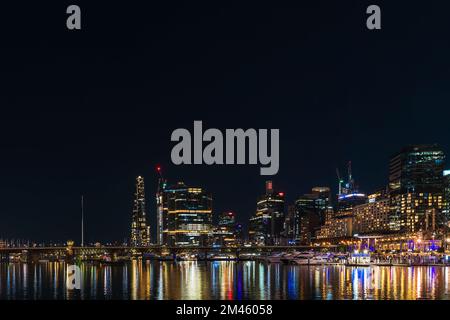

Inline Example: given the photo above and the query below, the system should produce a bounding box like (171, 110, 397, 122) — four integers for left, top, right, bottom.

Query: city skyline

(1, 143, 448, 246)
(2, 1, 450, 244)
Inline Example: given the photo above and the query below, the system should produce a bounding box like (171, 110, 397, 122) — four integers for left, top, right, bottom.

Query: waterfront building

(248, 181, 285, 245)
(130, 176, 151, 247)
(353, 188, 391, 235)
(443, 170, 450, 224)
(389, 145, 445, 233)
(294, 187, 331, 245)
(163, 182, 213, 246)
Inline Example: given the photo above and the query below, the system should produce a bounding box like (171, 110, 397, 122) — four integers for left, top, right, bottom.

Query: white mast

(81, 195, 84, 247)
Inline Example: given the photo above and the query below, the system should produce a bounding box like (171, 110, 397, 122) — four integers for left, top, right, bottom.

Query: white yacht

(308, 255, 330, 265)
(264, 252, 284, 263)
(280, 251, 300, 264)
(292, 253, 329, 265)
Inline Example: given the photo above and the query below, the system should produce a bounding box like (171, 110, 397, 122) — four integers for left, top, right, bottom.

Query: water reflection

(0, 261, 449, 300)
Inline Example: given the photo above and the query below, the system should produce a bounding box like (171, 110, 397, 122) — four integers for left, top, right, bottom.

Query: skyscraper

(156, 166, 167, 245)
(294, 187, 331, 245)
(389, 145, 445, 194)
(164, 182, 213, 246)
(130, 176, 151, 246)
(249, 181, 285, 245)
(283, 205, 296, 243)
(212, 212, 237, 246)
(389, 145, 445, 233)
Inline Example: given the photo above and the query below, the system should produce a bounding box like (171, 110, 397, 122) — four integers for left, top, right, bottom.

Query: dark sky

(1, 1, 450, 243)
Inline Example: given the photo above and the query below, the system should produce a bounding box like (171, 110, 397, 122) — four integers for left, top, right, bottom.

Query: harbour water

(1, 260, 450, 300)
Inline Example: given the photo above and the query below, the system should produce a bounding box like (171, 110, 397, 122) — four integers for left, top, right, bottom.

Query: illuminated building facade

(389, 145, 445, 233)
(164, 182, 213, 246)
(130, 176, 151, 247)
(443, 170, 450, 223)
(156, 169, 168, 245)
(249, 181, 285, 245)
(353, 189, 391, 235)
(212, 212, 237, 246)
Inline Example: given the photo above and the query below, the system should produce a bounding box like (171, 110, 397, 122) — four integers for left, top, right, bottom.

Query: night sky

(1, 1, 450, 243)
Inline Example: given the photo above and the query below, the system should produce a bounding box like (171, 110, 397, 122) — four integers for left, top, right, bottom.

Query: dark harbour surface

(0, 260, 450, 300)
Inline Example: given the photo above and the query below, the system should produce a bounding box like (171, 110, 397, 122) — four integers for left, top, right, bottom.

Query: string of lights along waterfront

(2, 144, 450, 300)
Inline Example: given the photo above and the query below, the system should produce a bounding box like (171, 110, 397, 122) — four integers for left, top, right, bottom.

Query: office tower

(249, 181, 285, 245)
(234, 223, 244, 245)
(389, 145, 445, 233)
(283, 205, 296, 243)
(156, 167, 168, 245)
(212, 212, 237, 246)
(164, 182, 213, 246)
(219, 211, 235, 228)
(294, 187, 331, 245)
(130, 176, 151, 247)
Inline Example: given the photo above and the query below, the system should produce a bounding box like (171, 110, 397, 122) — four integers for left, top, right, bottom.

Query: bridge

(0, 245, 338, 263)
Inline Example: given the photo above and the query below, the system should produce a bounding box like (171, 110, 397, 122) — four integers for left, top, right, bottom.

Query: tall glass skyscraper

(130, 176, 151, 246)
(294, 187, 331, 245)
(249, 181, 285, 245)
(389, 145, 445, 233)
(162, 182, 213, 246)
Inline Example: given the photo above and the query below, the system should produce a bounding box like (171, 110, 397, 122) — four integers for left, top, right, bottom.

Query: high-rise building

(443, 170, 450, 224)
(294, 187, 331, 245)
(156, 167, 168, 245)
(248, 181, 285, 245)
(389, 145, 445, 233)
(315, 206, 335, 240)
(234, 223, 244, 245)
(353, 188, 391, 235)
(163, 182, 213, 246)
(283, 205, 296, 243)
(130, 176, 151, 246)
(389, 145, 445, 194)
(212, 212, 237, 246)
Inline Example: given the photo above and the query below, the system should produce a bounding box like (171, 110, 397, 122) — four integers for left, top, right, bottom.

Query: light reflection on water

(0, 261, 449, 300)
